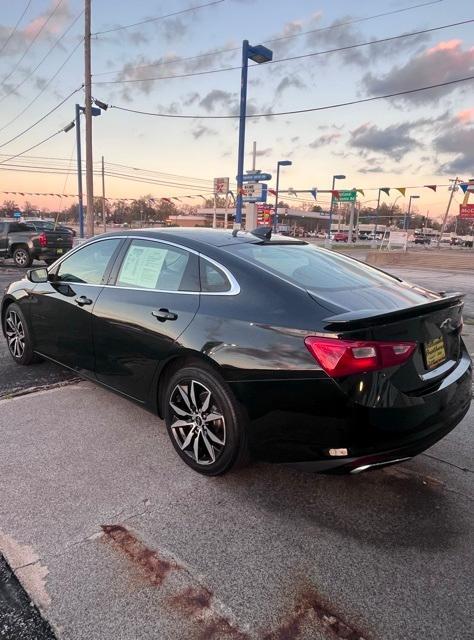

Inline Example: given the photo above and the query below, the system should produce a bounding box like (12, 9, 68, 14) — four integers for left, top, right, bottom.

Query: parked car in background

(0, 220, 73, 267)
(2, 228, 470, 476)
(414, 235, 431, 245)
(333, 232, 356, 243)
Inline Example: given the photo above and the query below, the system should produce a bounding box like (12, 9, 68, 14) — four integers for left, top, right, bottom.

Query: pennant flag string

(395, 187, 406, 196)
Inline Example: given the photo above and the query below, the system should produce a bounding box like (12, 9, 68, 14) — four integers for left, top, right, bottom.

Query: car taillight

(304, 336, 416, 378)
(39, 232, 47, 247)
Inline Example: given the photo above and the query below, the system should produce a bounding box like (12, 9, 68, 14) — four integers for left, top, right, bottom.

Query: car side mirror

(27, 267, 49, 283)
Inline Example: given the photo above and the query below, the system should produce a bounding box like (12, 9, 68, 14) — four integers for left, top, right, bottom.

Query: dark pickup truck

(0, 220, 73, 267)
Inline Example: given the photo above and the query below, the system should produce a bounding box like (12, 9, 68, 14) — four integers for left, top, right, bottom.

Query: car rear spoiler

(322, 293, 465, 332)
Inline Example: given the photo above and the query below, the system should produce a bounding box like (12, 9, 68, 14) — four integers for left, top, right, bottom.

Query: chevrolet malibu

(1, 228, 471, 475)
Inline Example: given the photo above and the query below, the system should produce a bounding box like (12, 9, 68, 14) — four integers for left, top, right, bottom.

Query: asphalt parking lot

(0, 259, 473, 640)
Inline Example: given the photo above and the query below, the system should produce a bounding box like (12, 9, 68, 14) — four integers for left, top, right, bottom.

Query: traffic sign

(459, 204, 474, 219)
(213, 177, 229, 194)
(333, 190, 357, 203)
(13, 211, 21, 218)
(242, 182, 267, 203)
(238, 172, 272, 182)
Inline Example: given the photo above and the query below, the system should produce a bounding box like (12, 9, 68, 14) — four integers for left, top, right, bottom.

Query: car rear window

(227, 242, 436, 309)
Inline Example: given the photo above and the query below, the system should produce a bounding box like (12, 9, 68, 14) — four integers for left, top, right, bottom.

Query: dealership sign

(213, 177, 229, 194)
(242, 182, 268, 203)
(459, 204, 474, 219)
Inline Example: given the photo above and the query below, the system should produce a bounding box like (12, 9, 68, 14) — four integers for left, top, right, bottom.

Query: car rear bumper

(230, 350, 472, 471)
(34, 246, 72, 260)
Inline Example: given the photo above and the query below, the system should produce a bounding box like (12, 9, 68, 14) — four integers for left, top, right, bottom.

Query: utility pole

(75, 103, 84, 238)
(437, 177, 459, 247)
(84, 0, 94, 237)
(101, 155, 106, 233)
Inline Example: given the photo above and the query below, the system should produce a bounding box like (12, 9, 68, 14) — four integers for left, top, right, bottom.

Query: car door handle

(152, 308, 178, 322)
(75, 295, 93, 307)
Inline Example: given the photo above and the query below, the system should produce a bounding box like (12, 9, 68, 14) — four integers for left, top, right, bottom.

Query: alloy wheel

(5, 310, 26, 359)
(15, 249, 29, 266)
(169, 380, 226, 466)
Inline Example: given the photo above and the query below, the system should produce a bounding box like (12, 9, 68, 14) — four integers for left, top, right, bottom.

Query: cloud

(191, 125, 217, 139)
(349, 122, 419, 160)
(435, 126, 474, 174)
(275, 75, 306, 95)
(199, 89, 236, 112)
(457, 109, 474, 124)
(0, 0, 72, 56)
(309, 132, 342, 147)
(362, 40, 474, 105)
(249, 147, 272, 158)
(183, 92, 200, 106)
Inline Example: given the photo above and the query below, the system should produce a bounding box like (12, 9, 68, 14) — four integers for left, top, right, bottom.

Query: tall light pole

(438, 177, 459, 247)
(235, 40, 273, 229)
(75, 103, 102, 238)
(326, 174, 345, 246)
(75, 103, 84, 238)
(273, 160, 292, 231)
(84, 0, 94, 237)
(404, 195, 419, 230)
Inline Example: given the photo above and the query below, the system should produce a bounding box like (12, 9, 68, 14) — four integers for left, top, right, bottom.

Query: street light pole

(235, 40, 250, 229)
(235, 40, 272, 229)
(371, 189, 382, 248)
(273, 159, 292, 232)
(75, 103, 84, 238)
(404, 194, 420, 231)
(437, 177, 459, 247)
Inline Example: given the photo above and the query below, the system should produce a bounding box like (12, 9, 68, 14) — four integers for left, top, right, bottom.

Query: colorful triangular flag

(424, 185, 437, 192)
(380, 188, 390, 196)
(460, 183, 468, 193)
(310, 188, 317, 200)
(395, 187, 406, 196)
(332, 190, 340, 200)
(356, 189, 365, 197)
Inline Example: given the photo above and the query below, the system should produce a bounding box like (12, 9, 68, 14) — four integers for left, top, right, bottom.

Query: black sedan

(1, 228, 471, 475)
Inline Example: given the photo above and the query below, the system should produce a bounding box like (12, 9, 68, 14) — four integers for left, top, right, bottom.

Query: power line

(1, 0, 65, 88)
(0, 39, 83, 134)
(109, 75, 474, 119)
(0, 11, 84, 106)
(92, 0, 225, 36)
(93, 0, 448, 77)
(0, 86, 82, 149)
(0, 1, 32, 57)
(0, 129, 67, 165)
(92, 19, 472, 86)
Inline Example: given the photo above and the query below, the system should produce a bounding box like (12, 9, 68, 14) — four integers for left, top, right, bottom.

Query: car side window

(199, 258, 231, 293)
(56, 239, 121, 284)
(0, 222, 5, 233)
(116, 239, 199, 292)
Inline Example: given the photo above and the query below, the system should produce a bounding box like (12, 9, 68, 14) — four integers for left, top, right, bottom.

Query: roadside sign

(333, 190, 357, 203)
(238, 172, 272, 182)
(459, 204, 474, 219)
(242, 182, 268, 203)
(213, 177, 229, 194)
(13, 211, 21, 218)
(388, 231, 408, 250)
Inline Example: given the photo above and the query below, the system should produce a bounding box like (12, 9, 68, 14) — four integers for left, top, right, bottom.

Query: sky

(0, 0, 473, 218)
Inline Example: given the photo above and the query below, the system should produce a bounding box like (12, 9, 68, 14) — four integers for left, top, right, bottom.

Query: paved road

(0, 382, 472, 640)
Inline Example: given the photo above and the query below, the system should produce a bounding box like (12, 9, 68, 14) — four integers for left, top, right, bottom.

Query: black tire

(12, 246, 32, 268)
(163, 364, 249, 476)
(3, 303, 40, 365)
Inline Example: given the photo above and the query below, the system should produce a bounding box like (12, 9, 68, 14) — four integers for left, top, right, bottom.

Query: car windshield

(227, 242, 438, 310)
